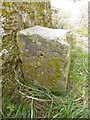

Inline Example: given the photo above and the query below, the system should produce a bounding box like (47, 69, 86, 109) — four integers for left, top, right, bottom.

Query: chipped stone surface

(17, 26, 72, 94)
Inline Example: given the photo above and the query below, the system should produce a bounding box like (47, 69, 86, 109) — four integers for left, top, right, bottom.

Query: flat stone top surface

(19, 25, 71, 40)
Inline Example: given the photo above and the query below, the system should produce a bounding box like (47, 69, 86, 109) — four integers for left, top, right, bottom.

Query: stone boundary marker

(17, 25, 73, 95)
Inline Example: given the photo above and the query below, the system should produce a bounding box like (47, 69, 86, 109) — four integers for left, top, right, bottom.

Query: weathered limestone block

(17, 26, 72, 94)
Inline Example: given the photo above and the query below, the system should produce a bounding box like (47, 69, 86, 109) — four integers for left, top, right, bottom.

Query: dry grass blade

(18, 90, 51, 102)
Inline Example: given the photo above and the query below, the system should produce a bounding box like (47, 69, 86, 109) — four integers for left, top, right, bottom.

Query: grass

(2, 89, 89, 118)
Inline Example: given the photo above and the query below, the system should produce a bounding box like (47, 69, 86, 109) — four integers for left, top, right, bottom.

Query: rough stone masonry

(17, 26, 72, 94)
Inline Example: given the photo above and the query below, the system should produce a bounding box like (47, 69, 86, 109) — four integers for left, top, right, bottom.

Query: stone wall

(1, 2, 51, 105)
